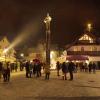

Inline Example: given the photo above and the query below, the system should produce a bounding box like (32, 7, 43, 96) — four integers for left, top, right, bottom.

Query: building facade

(0, 36, 16, 62)
(66, 31, 100, 62)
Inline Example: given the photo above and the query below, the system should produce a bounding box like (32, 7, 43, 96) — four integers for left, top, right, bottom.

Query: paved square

(0, 71, 100, 100)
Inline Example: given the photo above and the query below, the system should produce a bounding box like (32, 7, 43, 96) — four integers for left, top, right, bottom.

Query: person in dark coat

(20, 61, 24, 71)
(2, 62, 7, 82)
(68, 61, 74, 80)
(37, 61, 42, 77)
(33, 62, 36, 77)
(88, 62, 92, 73)
(35, 61, 39, 77)
(29, 62, 33, 78)
(25, 61, 30, 78)
(56, 61, 61, 76)
(62, 62, 68, 80)
(6, 62, 11, 82)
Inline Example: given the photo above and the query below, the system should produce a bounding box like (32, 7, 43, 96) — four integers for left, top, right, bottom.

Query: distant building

(66, 31, 100, 63)
(0, 36, 16, 62)
(25, 44, 61, 69)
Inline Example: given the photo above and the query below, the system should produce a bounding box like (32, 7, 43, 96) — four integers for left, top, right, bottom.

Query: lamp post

(44, 13, 52, 68)
(20, 53, 24, 61)
(20, 53, 24, 57)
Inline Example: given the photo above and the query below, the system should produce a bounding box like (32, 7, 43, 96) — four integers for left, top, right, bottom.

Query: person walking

(2, 62, 8, 82)
(25, 61, 30, 78)
(88, 62, 92, 73)
(62, 62, 68, 80)
(56, 61, 61, 76)
(68, 61, 74, 80)
(6, 62, 11, 82)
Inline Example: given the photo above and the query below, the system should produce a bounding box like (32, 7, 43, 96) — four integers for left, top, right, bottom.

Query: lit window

(79, 34, 94, 43)
(74, 47, 78, 51)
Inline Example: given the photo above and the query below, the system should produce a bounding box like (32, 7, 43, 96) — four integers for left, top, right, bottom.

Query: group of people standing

(0, 61, 25, 82)
(56, 61, 75, 80)
(25, 60, 42, 78)
(80, 62, 97, 73)
(0, 62, 10, 82)
(25, 59, 51, 80)
(56, 61, 97, 81)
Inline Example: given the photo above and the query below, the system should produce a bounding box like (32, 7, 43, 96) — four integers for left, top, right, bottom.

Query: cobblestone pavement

(0, 70, 100, 100)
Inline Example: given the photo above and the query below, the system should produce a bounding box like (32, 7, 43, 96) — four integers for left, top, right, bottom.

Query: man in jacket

(68, 61, 74, 80)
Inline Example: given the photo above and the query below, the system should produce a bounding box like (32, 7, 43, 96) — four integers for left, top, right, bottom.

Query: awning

(66, 55, 89, 61)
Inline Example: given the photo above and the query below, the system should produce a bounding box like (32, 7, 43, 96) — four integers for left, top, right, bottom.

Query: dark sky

(0, 0, 100, 48)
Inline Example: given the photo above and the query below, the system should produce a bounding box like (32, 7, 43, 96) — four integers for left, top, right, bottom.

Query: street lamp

(20, 53, 24, 61)
(20, 53, 24, 57)
(44, 13, 52, 69)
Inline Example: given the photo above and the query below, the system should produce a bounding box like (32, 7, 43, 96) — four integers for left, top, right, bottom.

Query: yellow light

(86, 60, 89, 64)
(50, 51, 55, 59)
(20, 53, 24, 57)
(88, 23, 91, 28)
(87, 23, 92, 32)
(3, 48, 8, 53)
(51, 51, 54, 54)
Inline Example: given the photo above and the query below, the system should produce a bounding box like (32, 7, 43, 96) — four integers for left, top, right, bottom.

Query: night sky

(0, 0, 100, 48)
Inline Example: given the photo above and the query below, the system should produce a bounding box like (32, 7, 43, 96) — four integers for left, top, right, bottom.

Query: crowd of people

(80, 62, 97, 73)
(56, 61, 97, 81)
(25, 59, 50, 80)
(25, 59, 42, 78)
(0, 59, 98, 82)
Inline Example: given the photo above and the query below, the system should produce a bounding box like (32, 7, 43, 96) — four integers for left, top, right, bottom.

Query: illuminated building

(0, 36, 16, 62)
(25, 44, 60, 69)
(66, 31, 100, 65)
